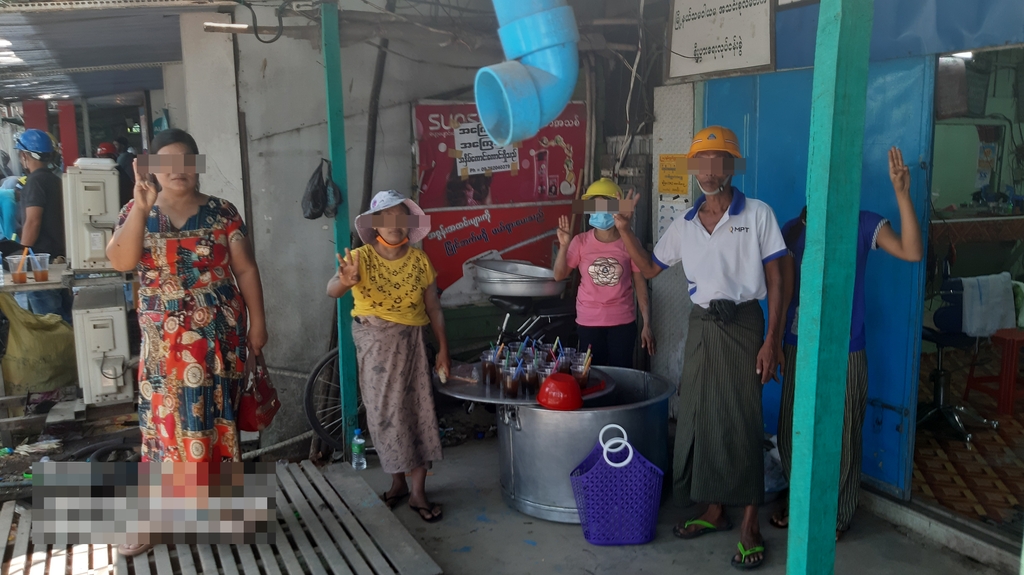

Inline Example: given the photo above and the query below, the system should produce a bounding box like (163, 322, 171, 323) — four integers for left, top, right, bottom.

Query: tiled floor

(915, 346, 1024, 538)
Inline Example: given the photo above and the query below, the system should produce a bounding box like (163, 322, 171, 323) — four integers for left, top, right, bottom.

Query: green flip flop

(730, 541, 766, 570)
(672, 517, 733, 540)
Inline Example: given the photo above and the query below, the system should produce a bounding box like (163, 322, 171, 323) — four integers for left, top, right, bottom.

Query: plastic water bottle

(351, 428, 367, 470)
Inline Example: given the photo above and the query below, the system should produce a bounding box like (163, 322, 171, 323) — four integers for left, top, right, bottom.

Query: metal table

(433, 361, 616, 406)
(0, 273, 63, 293)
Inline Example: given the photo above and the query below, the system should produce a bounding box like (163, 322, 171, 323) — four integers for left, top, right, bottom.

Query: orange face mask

(377, 235, 409, 248)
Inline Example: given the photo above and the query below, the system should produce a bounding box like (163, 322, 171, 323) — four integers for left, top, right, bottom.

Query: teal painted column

(787, 0, 875, 573)
(321, 1, 360, 455)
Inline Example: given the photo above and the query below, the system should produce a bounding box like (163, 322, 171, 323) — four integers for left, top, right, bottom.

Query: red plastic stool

(964, 328, 1024, 416)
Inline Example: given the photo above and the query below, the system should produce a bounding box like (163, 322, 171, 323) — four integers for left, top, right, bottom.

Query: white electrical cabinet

(73, 286, 133, 406)
(63, 158, 121, 270)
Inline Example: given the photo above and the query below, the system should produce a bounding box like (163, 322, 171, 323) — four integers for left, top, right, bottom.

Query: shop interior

(916, 44, 1024, 540)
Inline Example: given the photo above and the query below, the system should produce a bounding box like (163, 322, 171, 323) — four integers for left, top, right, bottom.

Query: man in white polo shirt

(616, 125, 788, 570)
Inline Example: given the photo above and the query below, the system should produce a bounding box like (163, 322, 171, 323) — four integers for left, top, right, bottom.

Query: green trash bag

(0, 293, 76, 403)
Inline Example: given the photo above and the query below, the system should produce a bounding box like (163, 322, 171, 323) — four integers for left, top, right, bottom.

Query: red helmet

(96, 142, 117, 158)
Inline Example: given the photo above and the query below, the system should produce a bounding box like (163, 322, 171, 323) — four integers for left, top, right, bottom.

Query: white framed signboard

(667, 0, 775, 82)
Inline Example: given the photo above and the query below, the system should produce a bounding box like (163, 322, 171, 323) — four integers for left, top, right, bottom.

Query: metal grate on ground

(0, 461, 442, 575)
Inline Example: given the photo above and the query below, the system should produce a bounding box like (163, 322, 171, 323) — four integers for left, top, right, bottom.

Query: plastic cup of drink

(502, 366, 521, 398)
(480, 351, 498, 388)
(538, 344, 555, 362)
(571, 360, 588, 389)
(524, 364, 541, 396)
(6, 256, 27, 284)
(30, 253, 49, 282)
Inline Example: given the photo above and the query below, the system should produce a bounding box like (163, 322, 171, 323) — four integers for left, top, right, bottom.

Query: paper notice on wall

(668, 0, 773, 79)
(976, 142, 997, 190)
(657, 196, 692, 242)
(453, 121, 520, 177)
(658, 154, 689, 195)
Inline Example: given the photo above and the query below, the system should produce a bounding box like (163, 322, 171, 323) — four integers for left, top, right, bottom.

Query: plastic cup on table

(480, 351, 499, 388)
(502, 366, 521, 399)
(6, 256, 26, 284)
(30, 253, 49, 283)
(523, 363, 541, 397)
(571, 360, 589, 390)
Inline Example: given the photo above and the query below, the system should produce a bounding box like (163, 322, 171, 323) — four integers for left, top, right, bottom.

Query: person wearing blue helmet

(13, 129, 70, 323)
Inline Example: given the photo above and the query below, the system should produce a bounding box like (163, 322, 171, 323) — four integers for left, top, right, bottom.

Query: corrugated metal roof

(0, 6, 219, 100)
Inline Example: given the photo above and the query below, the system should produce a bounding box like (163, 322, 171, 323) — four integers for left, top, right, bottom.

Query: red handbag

(237, 354, 281, 432)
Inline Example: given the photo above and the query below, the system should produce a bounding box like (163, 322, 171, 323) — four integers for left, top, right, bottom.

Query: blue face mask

(589, 213, 615, 230)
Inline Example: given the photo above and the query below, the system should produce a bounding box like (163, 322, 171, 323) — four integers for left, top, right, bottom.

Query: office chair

(919, 278, 999, 443)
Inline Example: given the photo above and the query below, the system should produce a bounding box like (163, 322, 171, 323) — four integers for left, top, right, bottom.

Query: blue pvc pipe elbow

(475, 0, 580, 146)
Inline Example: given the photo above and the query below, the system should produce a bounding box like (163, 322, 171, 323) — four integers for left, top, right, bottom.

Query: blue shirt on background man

(781, 210, 888, 353)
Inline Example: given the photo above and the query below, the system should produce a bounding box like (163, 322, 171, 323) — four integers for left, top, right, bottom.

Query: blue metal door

(705, 56, 934, 499)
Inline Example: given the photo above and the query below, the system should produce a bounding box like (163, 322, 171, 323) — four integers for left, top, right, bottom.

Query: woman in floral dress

(106, 129, 268, 554)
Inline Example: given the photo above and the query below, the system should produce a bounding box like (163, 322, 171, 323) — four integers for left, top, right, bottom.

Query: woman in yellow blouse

(327, 190, 449, 523)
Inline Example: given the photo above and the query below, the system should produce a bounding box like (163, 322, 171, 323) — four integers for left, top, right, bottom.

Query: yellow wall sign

(659, 154, 689, 195)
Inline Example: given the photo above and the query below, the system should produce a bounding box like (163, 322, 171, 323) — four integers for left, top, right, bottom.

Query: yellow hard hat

(581, 178, 622, 200)
(687, 126, 743, 159)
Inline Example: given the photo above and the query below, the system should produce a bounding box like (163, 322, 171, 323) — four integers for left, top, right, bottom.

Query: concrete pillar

(787, 0, 875, 573)
(179, 12, 243, 208)
(161, 64, 188, 130)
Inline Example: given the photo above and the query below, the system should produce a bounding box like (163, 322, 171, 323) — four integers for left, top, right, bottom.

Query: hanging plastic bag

(302, 158, 343, 220)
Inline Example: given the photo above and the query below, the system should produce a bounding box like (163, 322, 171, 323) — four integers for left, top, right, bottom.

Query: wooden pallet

(1, 461, 442, 575)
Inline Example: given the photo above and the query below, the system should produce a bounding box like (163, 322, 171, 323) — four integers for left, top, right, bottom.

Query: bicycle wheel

(304, 348, 349, 451)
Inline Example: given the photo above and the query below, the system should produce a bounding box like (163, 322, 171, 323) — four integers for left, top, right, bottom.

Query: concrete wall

(179, 12, 243, 208)
(650, 83, 695, 418)
(149, 89, 166, 125)
(161, 63, 188, 131)
(233, 2, 497, 450)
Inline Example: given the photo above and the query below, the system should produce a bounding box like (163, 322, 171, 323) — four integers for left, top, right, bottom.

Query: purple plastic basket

(569, 439, 664, 546)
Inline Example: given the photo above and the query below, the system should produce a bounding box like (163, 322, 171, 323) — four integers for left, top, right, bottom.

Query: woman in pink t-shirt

(553, 179, 655, 368)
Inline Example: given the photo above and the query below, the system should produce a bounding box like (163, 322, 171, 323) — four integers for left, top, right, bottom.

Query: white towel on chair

(961, 272, 1016, 337)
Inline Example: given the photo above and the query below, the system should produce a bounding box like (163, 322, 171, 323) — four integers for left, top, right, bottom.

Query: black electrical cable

(237, 0, 295, 44)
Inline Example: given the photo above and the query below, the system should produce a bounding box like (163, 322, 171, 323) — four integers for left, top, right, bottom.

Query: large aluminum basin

(496, 367, 675, 523)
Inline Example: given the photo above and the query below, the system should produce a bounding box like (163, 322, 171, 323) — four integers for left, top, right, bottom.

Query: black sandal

(769, 512, 789, 529)
(380, 490, 409, 509)
(410, 504, 443, 523)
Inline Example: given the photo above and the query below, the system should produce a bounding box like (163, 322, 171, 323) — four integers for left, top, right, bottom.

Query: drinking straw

(27, 248, 42, 273)
(515, 359, 524, 379)
(552, 336, 561, 354)
(15, 247, 27, 274)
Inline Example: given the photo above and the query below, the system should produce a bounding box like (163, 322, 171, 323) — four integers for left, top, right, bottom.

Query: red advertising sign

(415, 101, 587, 209)
(424, 203, 573, 288)
(414, 102, 587, 306)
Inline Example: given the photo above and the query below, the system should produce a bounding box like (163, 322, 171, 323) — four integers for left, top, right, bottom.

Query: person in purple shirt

(772, 147, 924, 541)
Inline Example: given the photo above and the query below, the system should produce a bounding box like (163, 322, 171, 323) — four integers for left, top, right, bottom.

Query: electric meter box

(63, 158, 121, 270)
(72, 286, 133, 406)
